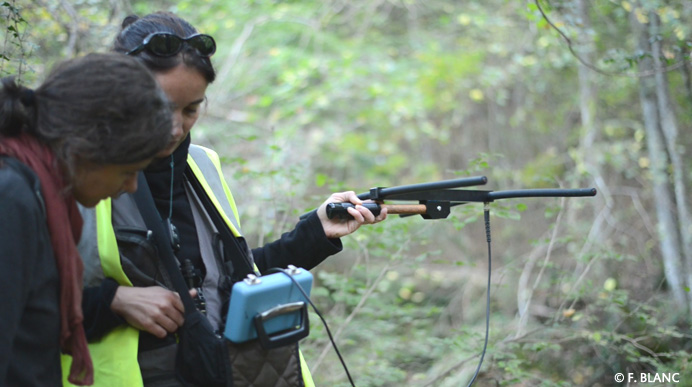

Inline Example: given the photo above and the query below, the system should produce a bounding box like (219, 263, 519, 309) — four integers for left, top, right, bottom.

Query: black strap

(184, 168, 255, 282)
(131, 172, 197, 315)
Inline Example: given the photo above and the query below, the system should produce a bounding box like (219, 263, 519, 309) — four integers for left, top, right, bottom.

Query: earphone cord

(266, 268, 357, 387)
(168, 155, 174, 219)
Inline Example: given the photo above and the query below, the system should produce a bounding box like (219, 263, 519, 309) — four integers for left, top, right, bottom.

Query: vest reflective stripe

(188, 145, 260, 276)
(188, 144, 242, 236)
(299, 351, 316, 387)
(62, 199, 143, 387)
(95, 198, 134, 286)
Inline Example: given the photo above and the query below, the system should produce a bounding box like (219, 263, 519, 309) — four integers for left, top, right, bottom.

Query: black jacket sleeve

(252, 211, 342, 273)
(82, 278, 126, 341)
(0, 159, 62, 385)
(0, 169, 39, 381)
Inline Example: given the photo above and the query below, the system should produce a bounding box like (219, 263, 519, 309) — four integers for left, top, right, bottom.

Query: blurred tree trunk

(648, 13, 692, 302)
(679, 45, 692, 104)
(574, 0, 609, 235)
(631, 8, 690, 312)
(682, 3, 692, 103)
(576, 0, 595, 151)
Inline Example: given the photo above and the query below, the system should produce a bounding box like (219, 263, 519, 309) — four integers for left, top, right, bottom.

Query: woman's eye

(184, 107, 199, 116)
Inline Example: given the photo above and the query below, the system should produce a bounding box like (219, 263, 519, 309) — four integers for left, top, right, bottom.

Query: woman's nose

(171, 111, 184, 139)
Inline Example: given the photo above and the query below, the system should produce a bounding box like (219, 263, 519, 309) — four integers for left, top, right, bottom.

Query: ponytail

(0, 77, 36, 137)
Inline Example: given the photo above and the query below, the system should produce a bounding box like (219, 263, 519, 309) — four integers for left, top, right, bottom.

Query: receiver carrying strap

(131, 173, 197, 314)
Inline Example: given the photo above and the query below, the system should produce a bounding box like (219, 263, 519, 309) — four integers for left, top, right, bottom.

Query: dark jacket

(0, 157, 62, 386)
(82, 141, 342, 340)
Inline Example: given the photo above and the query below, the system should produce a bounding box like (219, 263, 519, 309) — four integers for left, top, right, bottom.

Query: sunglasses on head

(127, 32, 216, 57)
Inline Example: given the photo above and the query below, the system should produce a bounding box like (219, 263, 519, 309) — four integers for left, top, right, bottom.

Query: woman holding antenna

(68, 11, 387, 387)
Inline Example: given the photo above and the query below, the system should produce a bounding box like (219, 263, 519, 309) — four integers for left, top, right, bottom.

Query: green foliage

(9, 0, 692, 385)
(1, 0, 30, 79)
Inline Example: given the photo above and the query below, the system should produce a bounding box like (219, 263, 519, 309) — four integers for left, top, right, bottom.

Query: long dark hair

(114, 11, 216, 83)
(0, 53, 172, 177)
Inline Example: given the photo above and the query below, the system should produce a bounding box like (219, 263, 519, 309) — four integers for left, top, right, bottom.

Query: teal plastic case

(224, 266, 312, 349)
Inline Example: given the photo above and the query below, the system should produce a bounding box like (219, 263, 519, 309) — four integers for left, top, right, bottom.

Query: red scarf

(0, 134, 93, 385)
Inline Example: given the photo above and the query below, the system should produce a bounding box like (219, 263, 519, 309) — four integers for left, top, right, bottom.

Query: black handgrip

(326, 202, 381, 219)
(253, 302, 310, 350)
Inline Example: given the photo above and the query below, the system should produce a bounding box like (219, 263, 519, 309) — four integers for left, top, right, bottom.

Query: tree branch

(535, 0, 686, 78)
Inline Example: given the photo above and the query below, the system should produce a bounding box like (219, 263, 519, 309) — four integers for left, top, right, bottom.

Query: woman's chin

(156, 143, 177, 158)
(75, 197, 100, 208)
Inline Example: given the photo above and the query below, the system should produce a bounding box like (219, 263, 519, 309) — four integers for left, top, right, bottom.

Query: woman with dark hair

(0, 53, 172, 386)
(72, 11, 386, 387)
